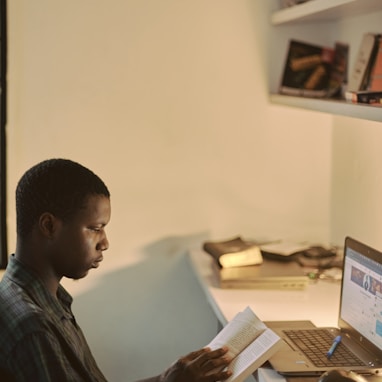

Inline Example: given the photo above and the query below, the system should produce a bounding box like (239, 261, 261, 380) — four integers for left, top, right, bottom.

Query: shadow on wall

(72, 232, 220, 382)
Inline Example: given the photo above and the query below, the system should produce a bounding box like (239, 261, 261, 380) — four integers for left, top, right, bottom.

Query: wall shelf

(271, 0, 382, 25)
(269, 0, 382, 123)
(270, 94, 382, 122)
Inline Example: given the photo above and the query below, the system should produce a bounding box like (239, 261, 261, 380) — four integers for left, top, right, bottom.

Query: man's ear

(38, 212, 60, 238)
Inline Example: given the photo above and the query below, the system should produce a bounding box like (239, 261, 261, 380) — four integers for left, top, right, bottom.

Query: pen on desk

(326, 335, 342, 359)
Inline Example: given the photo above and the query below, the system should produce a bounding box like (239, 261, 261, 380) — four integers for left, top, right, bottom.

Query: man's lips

(91, 256, 103, 268)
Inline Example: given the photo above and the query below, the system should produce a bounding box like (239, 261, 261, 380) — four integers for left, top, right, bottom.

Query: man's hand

(160, 346, 232, 382)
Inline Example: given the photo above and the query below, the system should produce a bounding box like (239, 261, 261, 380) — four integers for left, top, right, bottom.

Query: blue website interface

(340, 247, 382, 350)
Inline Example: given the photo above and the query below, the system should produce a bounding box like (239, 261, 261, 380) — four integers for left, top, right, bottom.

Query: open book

(206, 307, 283, 382)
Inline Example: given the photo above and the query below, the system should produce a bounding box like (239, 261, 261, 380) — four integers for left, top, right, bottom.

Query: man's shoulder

(0, 280, 51, 338)
(0, 286, 55, 364)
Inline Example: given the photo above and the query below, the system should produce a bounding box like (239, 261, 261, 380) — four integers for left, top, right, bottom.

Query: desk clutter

(197, 237, 382, 381)
(202, 236, 343, 290)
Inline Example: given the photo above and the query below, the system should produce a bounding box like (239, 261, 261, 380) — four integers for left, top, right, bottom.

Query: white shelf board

(271, 0, 382, 25)
(270, 94, 382, 123)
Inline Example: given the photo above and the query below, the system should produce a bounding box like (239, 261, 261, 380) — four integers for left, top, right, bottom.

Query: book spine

(369, 36, 382, 91)
(348, 33, 378, 92)
(345, 91, 382, 104)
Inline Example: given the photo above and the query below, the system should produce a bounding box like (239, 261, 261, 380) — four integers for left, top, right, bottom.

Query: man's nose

(97, 234, 109, 252)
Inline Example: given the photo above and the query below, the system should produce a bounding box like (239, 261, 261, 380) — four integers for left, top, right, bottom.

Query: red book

(369, 36, 382, 91)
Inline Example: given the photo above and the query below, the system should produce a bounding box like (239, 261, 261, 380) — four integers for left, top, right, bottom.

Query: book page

(207, 307, 266, 359)
(225, 329, 283, 382)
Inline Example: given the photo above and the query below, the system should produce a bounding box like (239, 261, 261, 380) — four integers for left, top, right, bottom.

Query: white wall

(5, 1, 334, 380)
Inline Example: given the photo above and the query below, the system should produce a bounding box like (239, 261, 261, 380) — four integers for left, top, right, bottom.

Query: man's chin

(68, 270, 90, 281)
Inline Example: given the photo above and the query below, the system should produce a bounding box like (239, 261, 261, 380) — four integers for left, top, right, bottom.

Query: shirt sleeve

(7, 330, 97, 382)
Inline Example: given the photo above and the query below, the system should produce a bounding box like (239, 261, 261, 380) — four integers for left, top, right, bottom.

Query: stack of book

(202, 237, 309, 290)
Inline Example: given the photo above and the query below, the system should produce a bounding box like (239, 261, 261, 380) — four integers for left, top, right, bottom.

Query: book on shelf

(212, 257, 308, 290)
(203, 236, 263, 268)
(368, 36, 382, 91)
(279, 39, 334, 98)
(345, 90, 382, 105)
(327, 42, 349, 98)
(347, 33, 381, 92)
(207, 306, 283, 382)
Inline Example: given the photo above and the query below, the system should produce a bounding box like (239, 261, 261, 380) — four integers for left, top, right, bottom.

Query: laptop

(267, 236, 382, 377)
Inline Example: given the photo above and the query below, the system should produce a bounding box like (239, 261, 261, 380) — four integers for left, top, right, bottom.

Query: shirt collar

(3, 255, 74, 321)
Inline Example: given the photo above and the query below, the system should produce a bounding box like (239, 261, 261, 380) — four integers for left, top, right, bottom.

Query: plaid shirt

(0, 256, 108, 382)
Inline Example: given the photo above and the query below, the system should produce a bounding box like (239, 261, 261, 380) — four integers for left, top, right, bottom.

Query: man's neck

(15, 246, 61, 298)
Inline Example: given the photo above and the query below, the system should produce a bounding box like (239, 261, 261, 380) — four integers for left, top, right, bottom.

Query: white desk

(188, 250, 342, 382)
(188, 249, 341, 328)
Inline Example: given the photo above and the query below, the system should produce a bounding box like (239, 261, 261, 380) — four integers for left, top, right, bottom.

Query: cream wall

(6, 0, 332, 266)
(327, 10, 382, 251)
(5, 0, 335, 381)
(330, 116, 382, 250)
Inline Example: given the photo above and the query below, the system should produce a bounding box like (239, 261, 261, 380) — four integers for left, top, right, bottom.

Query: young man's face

(50, 194, 111, 280)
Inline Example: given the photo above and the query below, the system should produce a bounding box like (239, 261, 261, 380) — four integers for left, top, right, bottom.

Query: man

(0, 158, 232, 382)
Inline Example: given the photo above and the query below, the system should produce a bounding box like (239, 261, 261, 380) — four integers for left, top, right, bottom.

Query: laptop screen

(339, 237, 382, 352)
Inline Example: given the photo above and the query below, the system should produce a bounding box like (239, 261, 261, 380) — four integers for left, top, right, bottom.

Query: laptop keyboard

(284, 329, 365, 368)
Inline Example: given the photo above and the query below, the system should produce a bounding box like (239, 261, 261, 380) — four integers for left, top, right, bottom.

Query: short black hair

(16, 158, 110, 237)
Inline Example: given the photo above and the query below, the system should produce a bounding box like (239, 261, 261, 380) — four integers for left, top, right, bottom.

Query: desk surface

(188, 249, 341, 328)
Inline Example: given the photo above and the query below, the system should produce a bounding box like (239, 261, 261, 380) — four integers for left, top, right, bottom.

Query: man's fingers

(182, 347, 210, 362)
(195, 347, 231, 374)
(197, 346, 230, 363)
(182, 346, 228, 363)
(174, 346, 232, 382)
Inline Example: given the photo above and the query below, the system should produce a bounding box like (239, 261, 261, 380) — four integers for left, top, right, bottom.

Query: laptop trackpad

(265, 321, 319, 374)
(268, 340, 316, 374)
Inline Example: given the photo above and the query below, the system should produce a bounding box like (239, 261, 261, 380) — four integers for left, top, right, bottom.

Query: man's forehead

(78, 195, 111, 217)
